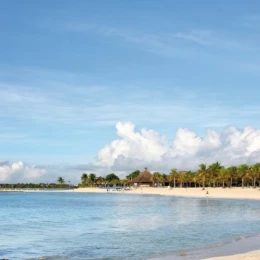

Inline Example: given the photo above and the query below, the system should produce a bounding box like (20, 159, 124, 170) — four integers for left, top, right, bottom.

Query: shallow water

(0, 192, 260, 260)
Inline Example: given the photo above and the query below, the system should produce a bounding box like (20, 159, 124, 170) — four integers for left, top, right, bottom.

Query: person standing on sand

(206, 190, 209, 197)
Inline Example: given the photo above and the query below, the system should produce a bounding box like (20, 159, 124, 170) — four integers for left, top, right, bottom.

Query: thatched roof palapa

(131, 168, 153, 183)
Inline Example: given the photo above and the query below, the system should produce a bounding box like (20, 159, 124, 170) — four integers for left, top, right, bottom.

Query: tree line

(79, 173, 120, 187)
(79, 162, 260, 188)
(0, 177, 74, 189)
(0, 182, 74, 189)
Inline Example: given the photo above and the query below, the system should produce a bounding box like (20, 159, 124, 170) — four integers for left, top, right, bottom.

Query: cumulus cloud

(97, 121, 168, 166)
(3, 122, 260, 182)
(0, 161, 46, 183)
(96, 122, 260, 173)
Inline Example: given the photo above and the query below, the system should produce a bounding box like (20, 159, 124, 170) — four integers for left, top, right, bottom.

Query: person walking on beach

(206, 190, 209, 197)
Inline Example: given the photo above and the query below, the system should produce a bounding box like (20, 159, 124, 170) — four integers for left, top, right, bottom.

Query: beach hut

(131, 168, 154, 187)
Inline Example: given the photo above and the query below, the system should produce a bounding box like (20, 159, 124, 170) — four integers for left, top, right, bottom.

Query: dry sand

(75, 186, 260, 200)
(204, 250, 260, 260)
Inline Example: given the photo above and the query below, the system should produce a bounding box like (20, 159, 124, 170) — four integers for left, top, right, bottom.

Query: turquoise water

(0, 192, 260, 260)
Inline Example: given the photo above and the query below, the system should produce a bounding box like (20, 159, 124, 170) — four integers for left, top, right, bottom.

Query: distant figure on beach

(206, 190, 209, 197)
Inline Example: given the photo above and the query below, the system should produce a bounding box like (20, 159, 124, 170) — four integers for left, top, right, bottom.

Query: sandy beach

(204, 250, 260, 260)
(75, 186, 260, 200)
(2, 186, 260, 200)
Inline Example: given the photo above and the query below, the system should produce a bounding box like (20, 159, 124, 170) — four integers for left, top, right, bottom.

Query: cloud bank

(1, 121, 260, 182)
(0, 161, 46, 183)
(96, 122, 260, 173)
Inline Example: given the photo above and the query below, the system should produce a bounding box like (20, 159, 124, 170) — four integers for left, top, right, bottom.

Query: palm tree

(88, 173, 96, 187)
(250, 163, 260, 188)
(184, 171, 193, 187)
(178, 172, 185, 188)
(158, 175, 166, 186)
(226, 166, 237, 187)
(57, 177, 65, 185)
(150, 172, 160, 187)
(219, 167, 227, 188)
(120, 179, 128, 187)
(81, 173, 88, 187)
(110, 178, 119, 186)
(197, 164, 207, 189)
(257, 164, 260, 187)
(208, 162, 222, 187)
(153, 172, 161, 185)
(192, 174, 198, 188)
(238, 164, 249, 188)
(169, 168, 178, 188)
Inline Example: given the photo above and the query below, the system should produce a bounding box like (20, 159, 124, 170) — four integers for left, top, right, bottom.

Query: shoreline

(205, 250, 260, 260)
(74, 186, 260, 201)
(2, 186, 260, 201)
(149, 233, 260, 260)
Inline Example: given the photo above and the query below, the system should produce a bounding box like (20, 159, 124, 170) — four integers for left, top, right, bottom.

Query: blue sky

(1, 1, 260, 183)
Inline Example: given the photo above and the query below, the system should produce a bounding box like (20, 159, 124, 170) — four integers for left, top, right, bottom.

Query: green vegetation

(105, 173, 120, 183)
(0, 177, 74, 189)
(168, 168, 178, 188)
(79, 172, 121, 187)
(78, 162, 260, 188)
(126, 170, 140, 180)
(57, 177, 65, 185)
(80, 173, 96, 187)
(0, 183, 74, 189)
(81, 173, 88, 185)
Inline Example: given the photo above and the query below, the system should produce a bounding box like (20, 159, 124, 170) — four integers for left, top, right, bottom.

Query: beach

(2, 186, 260, 201)
(204, 250, 260, 260)
(75, 186, 260, 200)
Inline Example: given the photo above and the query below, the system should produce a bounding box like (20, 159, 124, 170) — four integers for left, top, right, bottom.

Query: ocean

(0, 192, 260, 260)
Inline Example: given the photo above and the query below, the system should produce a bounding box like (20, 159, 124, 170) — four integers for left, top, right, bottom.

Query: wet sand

(204, 250, 260, 260)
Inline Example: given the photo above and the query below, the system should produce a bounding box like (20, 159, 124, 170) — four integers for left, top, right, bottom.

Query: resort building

(131, 167, 154, 187)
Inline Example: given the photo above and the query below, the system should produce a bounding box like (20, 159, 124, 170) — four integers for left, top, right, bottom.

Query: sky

(1, 0, 260, 183)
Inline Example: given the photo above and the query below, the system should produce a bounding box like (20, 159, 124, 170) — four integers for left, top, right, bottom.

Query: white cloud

(97, 121, 168, 166)
(171, 128, 221, 156)
(0, 161, 46, 183)
(96, 122, 260, 173)
(2, 122, 260, 183)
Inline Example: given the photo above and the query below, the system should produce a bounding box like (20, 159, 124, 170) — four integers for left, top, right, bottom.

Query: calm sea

(0, 192, 260, 260)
